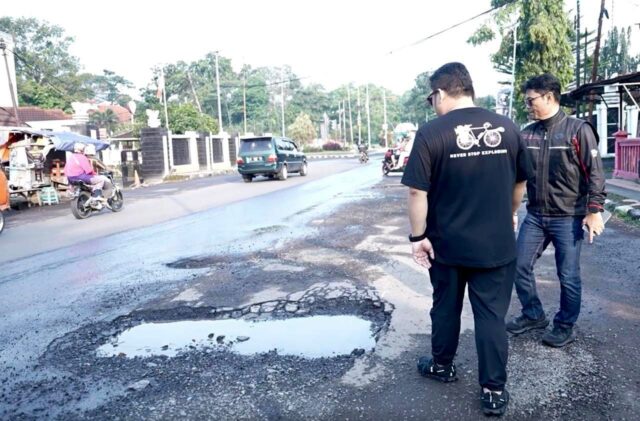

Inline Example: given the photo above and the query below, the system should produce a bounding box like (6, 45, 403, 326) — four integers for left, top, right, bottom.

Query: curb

(605, 198, 640, 220)
(307, 154, 358, 160)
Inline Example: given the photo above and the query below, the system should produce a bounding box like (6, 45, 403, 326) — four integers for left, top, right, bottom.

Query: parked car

(236, 136, 308, 182)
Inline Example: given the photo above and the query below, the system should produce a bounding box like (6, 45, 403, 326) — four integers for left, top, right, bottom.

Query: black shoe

(417, 357, 457, 383)
(506, 314, 549, 334)
(481, 389, 509, 416)
(542, 325, 576, 347)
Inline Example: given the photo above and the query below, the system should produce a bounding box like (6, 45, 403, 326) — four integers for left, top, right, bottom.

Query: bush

(322, 141, 343, 151)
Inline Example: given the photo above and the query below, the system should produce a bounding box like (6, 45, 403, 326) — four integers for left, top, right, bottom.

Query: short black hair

(522, 73, 561, 102)
(429, 62, 475, 100)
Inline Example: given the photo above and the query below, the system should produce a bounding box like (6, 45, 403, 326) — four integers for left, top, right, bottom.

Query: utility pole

(242, 71, 247, 134)
(342, 100, 347, 143)
(337, 102, 342, 142)
(576, 0, 581, 117)
(508, 22, 518, 120)
(382, 88, 388, 148)
(0, 37, 21, 126)
(280, 68, 286, 137)
(356, 86, 362, 145)
(365, 84, 371, 148)
(214, 51, 223, 134)
(347, 85, 354, 145)
(588, 0, 606, 120)
(160, 67, 169, 131)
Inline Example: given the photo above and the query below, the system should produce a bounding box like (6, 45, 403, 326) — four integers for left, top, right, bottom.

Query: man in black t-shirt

(401, 62, 533, 417)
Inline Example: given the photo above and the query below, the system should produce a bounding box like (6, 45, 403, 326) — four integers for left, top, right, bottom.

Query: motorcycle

(69, 171, 124, 219)
(382, 148, 408, 175)
(358, 145, 369, 164)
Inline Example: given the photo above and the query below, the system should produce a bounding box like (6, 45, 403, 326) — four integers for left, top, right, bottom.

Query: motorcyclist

(65, 143, 111, 206)
(358, 142, 369, 162)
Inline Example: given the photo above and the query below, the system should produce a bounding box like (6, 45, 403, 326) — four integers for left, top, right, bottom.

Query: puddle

(97, 315, 375, 359)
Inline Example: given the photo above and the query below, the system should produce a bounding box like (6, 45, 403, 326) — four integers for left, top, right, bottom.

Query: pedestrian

(506, 73, 606, 347)
(402, 62, 533, 417)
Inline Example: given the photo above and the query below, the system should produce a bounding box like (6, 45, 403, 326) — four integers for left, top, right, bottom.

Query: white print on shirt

(454, 122, 505, 150)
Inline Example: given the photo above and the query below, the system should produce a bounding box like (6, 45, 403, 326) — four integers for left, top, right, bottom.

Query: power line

(387, 0, 519, 55)
(7, 45, 80, 105)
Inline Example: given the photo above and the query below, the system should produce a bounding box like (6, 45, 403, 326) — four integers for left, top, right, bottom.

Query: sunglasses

(524, 93, 546, 107)
(426, 90, 438, 107)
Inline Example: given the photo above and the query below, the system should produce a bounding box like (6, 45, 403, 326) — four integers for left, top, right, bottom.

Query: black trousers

(428, 259, 515, 391)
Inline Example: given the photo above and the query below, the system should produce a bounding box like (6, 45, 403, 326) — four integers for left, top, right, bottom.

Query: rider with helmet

(65, 143, 111, 203)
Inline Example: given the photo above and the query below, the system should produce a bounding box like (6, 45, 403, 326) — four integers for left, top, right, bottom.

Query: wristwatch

(409, 230, 428, 242)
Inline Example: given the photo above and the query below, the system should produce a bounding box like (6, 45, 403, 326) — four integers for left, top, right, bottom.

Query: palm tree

(88, 109, 119, 136)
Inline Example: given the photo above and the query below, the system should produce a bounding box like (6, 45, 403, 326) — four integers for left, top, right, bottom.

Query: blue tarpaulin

(0, 128, 110, 152)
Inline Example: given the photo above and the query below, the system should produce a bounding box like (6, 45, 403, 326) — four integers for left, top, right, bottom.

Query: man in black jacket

(506, 73, 606, 348)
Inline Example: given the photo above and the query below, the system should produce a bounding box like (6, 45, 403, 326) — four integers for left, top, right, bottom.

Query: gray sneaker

(506, 314, 549, 335)
(542, 326, 576, 347)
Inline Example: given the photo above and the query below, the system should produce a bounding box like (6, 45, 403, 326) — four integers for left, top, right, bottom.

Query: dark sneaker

(542, 325, 576, 347)
(506, 314, 549, 334)
(417, 357, 457, 383)
(481, 389, 510, 416)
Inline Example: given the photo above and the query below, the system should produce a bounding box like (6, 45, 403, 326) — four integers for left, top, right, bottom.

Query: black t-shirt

(402, 107, 533, 268)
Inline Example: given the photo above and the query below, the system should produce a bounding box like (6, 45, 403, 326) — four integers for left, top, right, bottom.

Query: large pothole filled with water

(97, 315, 376, 359)
(45, 284, 392, 368)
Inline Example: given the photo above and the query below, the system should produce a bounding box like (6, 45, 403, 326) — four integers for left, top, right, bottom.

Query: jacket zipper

(539, 130, 549, 213)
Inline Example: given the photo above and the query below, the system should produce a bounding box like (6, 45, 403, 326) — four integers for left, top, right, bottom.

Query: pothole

(97, 315, 375, 359)
(44, 285, 392, 368)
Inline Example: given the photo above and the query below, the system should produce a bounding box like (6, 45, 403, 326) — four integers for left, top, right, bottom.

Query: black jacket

(521, 110, 606, 216)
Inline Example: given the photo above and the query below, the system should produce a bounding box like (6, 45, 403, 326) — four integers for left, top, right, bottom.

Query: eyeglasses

(426, 90, 438, 107)
(524, 94, 544, 107)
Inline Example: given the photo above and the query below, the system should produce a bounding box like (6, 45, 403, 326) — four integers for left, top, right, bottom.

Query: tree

(287, 113, 316, 145)
(88, 109, 119, 135)
(599, 26, 640, 78)
(469, 0, 574, 121)
(164, 103, 218, 134)
(89, 69, 133, 105)
(402, 72, 436, 125)
(476, 95, 497, 111)
(0, 17, 91, 110)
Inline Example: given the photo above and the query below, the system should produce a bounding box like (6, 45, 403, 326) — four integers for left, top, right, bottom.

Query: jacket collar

(540, 109, 566, 131)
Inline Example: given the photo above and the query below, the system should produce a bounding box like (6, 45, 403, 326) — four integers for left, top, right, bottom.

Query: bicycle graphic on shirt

(454, 122, 505, 150)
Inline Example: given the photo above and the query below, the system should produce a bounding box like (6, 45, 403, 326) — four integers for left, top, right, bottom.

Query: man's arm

(512, 181, 527, 230)
(578, 124, 606, 209)
(577, 124, 606, 243)
(512, 181, 527, 214)
(408, 187, 434, 268)
(408, 187, 428, 236)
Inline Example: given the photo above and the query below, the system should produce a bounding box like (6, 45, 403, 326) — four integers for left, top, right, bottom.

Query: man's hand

(411, 238, 435, 269)
(513, 213, 518, 232)
(582, 212, 604, 244)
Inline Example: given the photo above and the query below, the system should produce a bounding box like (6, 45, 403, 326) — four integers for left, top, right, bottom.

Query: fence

(613, 131, 640, 181)
(137, 129, 237, 181)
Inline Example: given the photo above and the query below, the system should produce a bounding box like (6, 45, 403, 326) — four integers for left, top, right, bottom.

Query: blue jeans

(515, 213, 584, 328)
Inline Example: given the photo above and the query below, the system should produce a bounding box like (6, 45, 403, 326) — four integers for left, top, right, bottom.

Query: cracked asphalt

(1, 174, 639, 420)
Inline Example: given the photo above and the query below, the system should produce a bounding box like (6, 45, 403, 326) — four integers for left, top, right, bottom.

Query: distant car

(236, 136, 308, 182)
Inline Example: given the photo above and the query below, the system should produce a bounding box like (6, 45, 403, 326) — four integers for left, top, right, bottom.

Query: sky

(3, 0, 640, 98)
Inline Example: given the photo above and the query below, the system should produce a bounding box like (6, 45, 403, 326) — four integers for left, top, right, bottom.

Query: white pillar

(162, 134, 170, 177)
(205, 135, 212, 171)
(625, 105, 638, 138)
(596, 103, 608, 157)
